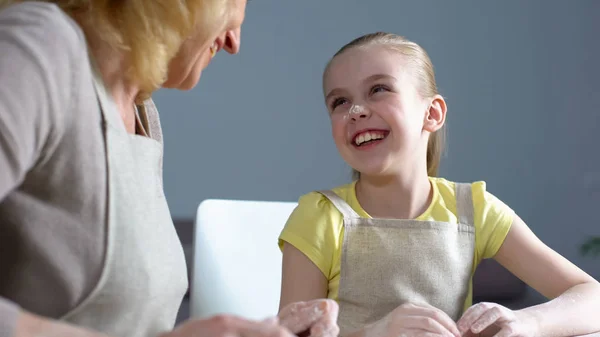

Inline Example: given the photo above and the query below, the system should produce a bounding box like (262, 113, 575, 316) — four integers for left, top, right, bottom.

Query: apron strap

(317, 190, 360, 219)
(455, 183, 475, 226)
(140, 99, 164, 145)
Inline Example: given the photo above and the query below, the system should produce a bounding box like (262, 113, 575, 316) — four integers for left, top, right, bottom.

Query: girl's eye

(331, 97, 348, 110)
(371, 84, 389, 94)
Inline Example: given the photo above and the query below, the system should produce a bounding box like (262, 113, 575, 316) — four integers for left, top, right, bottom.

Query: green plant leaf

(580, 237, 600, 257)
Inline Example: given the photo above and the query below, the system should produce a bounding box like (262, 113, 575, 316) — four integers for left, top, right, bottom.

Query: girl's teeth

(355, 131, 385, 146)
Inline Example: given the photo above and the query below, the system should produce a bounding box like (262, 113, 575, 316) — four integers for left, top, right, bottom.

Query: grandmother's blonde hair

(0, 0, 229, 102)
(323, 32, 446, 179)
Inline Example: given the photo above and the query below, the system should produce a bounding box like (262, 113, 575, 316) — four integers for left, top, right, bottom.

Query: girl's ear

(423, 94, 447, 133)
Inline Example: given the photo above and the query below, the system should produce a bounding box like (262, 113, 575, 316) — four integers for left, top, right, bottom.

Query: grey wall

(153, 0, 600, 278)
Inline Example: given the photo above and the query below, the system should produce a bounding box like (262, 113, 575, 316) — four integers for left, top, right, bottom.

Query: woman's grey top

(0, 2, 188, 336)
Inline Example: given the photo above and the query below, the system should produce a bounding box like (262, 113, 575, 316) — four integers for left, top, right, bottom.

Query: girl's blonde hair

(0, 0, 229, 102)
(324, 32, 446, 179)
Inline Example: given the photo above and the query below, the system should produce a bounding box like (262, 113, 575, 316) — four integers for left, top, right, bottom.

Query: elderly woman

(0, 1, 338, 337)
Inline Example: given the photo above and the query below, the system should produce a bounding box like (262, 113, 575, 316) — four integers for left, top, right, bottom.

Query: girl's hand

(278, 299, 340, 337)
(362, 302, 461, 337)
(457, 302, 538, 337)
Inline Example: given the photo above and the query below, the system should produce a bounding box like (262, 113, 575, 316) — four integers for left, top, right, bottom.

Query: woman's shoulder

(0, 1, 90, 89)
(0, 1, 98, 167)
(1, 2, 79, 30)
(1, 1, 87, 51)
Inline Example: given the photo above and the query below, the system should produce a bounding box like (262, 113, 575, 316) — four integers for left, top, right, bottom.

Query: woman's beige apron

(59, 65, 188, 337)
(318, 183, 475, 336)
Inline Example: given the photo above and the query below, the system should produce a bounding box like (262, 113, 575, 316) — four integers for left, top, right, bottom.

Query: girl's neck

(356, 167, 433, 220)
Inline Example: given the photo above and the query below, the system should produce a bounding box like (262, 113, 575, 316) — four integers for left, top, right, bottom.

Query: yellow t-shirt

(278, 177, 514, 311)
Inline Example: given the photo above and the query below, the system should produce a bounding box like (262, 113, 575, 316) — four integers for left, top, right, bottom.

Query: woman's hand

(457, 302, 538, 337)
(278, 299, 340, 337)
(163, 314, 294, 337)
(360, 302, 461, 337)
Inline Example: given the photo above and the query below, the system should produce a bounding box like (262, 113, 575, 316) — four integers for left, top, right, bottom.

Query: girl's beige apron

(59, 65, 188, 337)
(318, 183, 475, 336)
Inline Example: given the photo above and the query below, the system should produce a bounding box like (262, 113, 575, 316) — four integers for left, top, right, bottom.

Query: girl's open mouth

(351, 130, 390, 148)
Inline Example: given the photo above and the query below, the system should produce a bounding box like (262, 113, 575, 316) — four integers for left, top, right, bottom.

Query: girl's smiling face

(324, 45, 443, 177)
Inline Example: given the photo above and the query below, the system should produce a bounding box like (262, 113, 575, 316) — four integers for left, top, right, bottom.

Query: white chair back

(190, 198, 297, 320)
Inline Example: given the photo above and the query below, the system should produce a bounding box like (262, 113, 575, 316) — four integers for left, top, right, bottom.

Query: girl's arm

(278, 242, 329, 309)
(458, 214, 600, 337)
(278, 243, 460, 337)
(277, 243, 340, 337)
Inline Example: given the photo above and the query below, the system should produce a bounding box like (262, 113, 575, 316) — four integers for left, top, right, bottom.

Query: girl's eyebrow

(325, 88, 344, 102)
(364, 73, 396, 83)
(325, 74, 396, 101)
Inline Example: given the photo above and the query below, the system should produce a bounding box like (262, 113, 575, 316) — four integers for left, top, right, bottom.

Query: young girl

(277, 32, 600, 337)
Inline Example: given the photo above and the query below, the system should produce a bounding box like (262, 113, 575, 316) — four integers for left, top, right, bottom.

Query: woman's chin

(162, 68, 203, 91)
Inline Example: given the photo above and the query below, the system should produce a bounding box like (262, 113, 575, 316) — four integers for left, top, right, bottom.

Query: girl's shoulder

(430, 177, 495, 205)
(430, 177, 515, 260)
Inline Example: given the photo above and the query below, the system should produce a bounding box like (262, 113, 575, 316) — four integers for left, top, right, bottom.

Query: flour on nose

(349, 104, 365, 115)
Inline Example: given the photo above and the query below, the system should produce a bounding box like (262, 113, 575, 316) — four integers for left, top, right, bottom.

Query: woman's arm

(0, 1, 77, 200)
(459, 214, 600, 337)
(17, 307, 299, 337)
(14, 311, 109, 337)
(0, 3, 90, 337)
